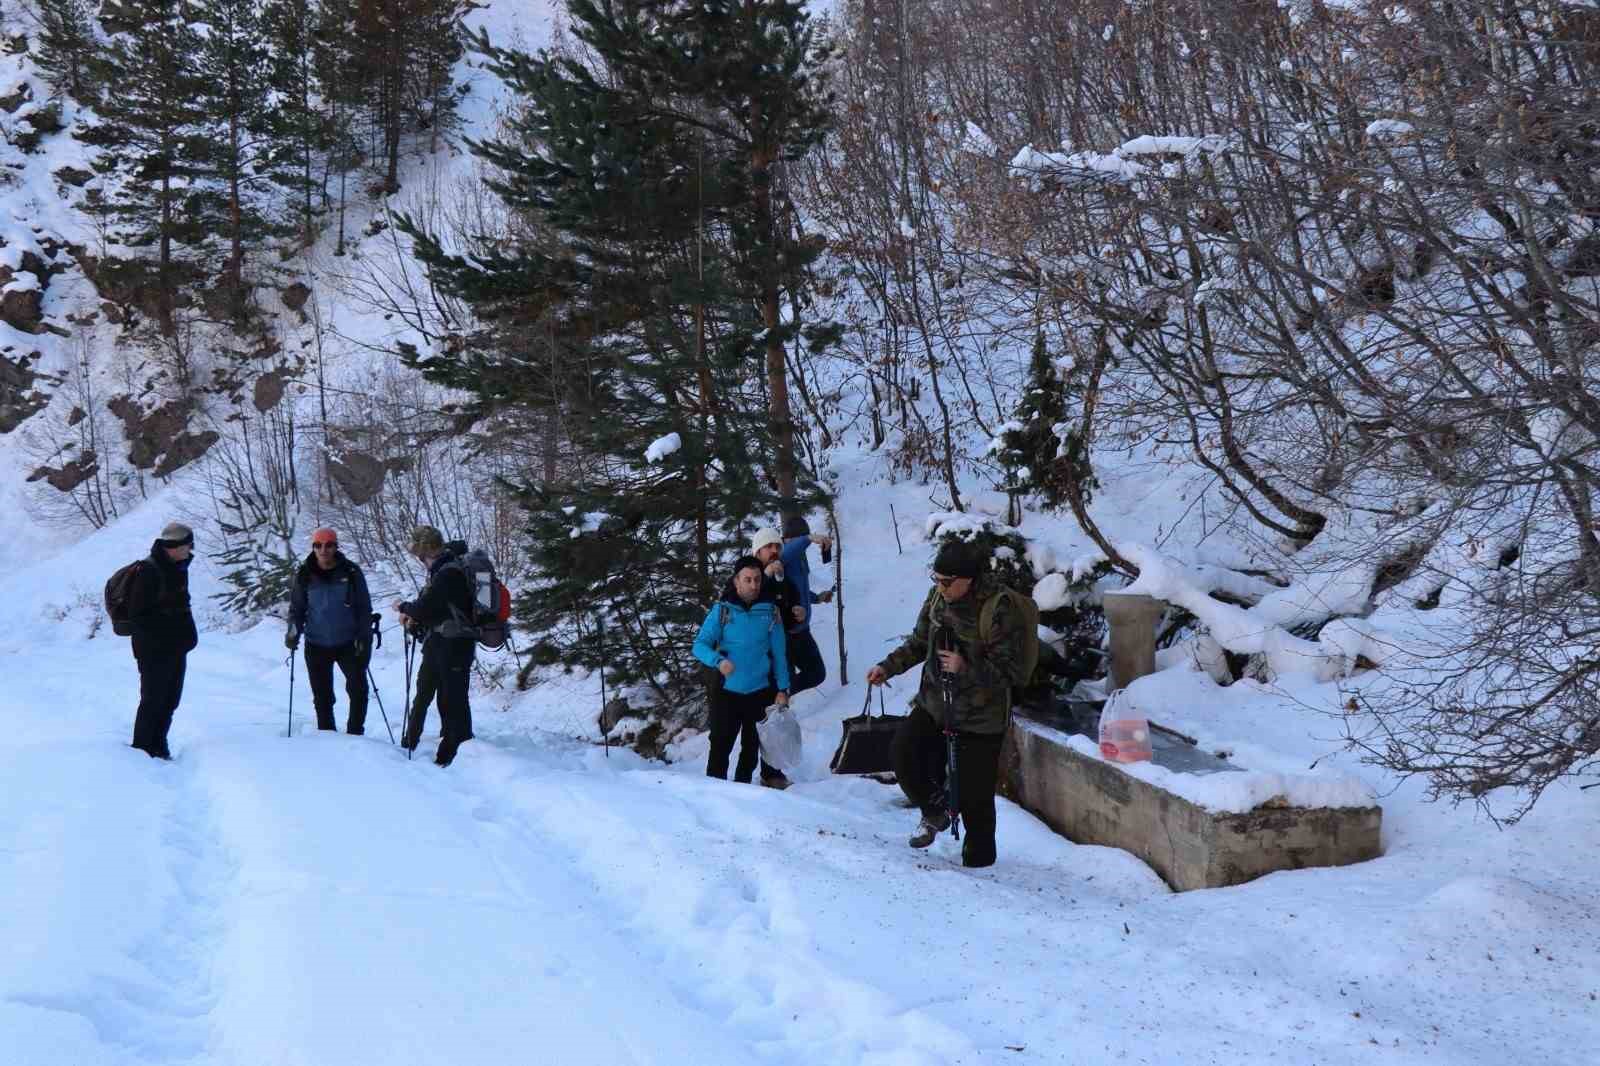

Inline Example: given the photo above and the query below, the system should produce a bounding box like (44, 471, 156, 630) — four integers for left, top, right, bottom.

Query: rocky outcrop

(252, 367, 290, 412)
(0, 351, 47, 432)
(327, 451, 386, 504)
(27, 452, 97, 492)
(153, 430, 220, 478)
(0, 82, 29, 114)
(281, 281, 312, 313)
(107, 394, 218, 475)
(0, 242, 68, 334)
(0, 276, 43, 333)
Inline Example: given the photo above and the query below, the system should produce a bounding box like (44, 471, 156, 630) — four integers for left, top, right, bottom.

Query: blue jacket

(693, 584, 790, 696)
(780, 535, 815, 634)
(288, 553, 372, 649)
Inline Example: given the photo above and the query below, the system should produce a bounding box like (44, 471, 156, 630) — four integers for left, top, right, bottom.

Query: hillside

(1, 2, 1599, 1062)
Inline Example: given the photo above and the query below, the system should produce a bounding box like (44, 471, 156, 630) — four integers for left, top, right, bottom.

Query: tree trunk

(752, 135, 798, 514)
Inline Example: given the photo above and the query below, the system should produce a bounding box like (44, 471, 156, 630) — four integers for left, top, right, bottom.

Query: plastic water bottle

(1098, 693, 1153, 763)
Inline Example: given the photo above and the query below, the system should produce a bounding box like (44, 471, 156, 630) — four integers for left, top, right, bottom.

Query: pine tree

(86, 0, 209, 336)
(353, 0, 405, 193)
(992, 332, 1068, 515)
(32, 0, 99, 99)
(191, 0, 290, 311)
(408, 0, 467, 154)
(311, 0, 370, 253)
(263, 0, 330, 247)
(397, 0, 834, 710)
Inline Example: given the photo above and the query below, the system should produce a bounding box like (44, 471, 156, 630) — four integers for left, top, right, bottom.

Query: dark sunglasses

(313, 541, 338, 550)
(931, 573, 961, 587)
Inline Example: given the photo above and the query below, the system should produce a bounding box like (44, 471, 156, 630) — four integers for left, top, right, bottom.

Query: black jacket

(400, 550, 475, 660)
(761, 571, 803, 633)
(129, 541, 197, 660)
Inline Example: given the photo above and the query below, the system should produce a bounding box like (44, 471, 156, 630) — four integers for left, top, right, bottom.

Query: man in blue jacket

(779, 515, 832, 695)
(693, 556, 790, 783)
(286, 527, 374, 734)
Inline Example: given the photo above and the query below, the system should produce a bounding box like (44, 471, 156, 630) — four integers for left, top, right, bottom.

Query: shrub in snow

(926, 514, 1109, 689)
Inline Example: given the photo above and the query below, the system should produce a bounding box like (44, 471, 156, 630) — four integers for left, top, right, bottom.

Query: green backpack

(979, 586, 1041, 703)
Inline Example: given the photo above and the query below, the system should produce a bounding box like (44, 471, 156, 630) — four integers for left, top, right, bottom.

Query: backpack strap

(140, 558, 170, 616)
(711, 603, 731, 660)
(978, 588, 1008, 642)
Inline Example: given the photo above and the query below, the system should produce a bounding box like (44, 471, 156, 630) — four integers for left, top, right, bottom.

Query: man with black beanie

(866, 539, 1030, 868)
(128, 521, 199, 759)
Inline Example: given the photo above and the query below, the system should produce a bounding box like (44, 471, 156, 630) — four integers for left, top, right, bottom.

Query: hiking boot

(908, 811, 951, 848)
(759, 772, 791, 791)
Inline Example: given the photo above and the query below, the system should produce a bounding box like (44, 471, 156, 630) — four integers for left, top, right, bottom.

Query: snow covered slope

(2, 2, 1597, 1062)
(4, 446, 1597, 1066)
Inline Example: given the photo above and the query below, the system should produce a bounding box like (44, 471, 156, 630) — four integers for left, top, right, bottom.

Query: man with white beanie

(126, 521, 199, 759)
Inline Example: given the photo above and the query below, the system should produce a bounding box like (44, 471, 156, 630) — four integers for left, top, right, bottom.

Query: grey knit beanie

(157, 521, 194, 548)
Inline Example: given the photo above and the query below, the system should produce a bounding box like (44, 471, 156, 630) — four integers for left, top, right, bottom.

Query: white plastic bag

(1097, 690, 1152, 764)
(756, 703, 803, 774)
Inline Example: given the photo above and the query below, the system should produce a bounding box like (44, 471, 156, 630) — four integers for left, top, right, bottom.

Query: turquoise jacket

(693, 587, 790, 696)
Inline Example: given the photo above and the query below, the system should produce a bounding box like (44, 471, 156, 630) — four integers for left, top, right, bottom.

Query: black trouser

(304, 641, 369, 734)
(132, 651, 187, 758)
(402, 657, 439, 750)
(421, 638, 474, 766)
(891, 706, 1005, 867)
(706, 685, 781, 783)
(786, 630, 826, 696)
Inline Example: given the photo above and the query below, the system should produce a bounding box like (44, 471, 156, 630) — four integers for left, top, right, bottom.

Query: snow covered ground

(3, 1, 1597, 1061)
(4, 453, 1598, 1066)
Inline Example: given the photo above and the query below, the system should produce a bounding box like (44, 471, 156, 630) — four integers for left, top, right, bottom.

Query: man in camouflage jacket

(867, 540, 1029, 868)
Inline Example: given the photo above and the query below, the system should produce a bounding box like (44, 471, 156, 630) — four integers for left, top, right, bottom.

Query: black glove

(353, 639, 369, 660)
(285, 627, 300, 651)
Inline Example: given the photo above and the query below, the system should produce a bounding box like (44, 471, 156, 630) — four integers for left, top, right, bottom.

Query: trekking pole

(368, 669, 395, 743)
(402, 627, 415, 761)
(597, 610, 609, 758)
(286, 650, 296, 739)
(938, 627, 961, 841)
(364, 613, 395, 744)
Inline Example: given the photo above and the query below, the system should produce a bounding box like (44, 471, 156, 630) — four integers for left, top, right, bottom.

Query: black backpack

(105, 560, 149, 637)
(443, 547, 511, 650)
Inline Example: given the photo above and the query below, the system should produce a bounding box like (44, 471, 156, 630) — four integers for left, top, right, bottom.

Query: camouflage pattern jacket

(874, 576, 1030, 734)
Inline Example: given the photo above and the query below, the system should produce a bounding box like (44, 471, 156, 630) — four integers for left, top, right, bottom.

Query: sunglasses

(313, 541, 338, 550)
(931, 573, 962, 587)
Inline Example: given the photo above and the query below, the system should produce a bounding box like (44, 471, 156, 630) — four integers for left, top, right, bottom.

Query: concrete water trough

(998, 700, 1383, 892)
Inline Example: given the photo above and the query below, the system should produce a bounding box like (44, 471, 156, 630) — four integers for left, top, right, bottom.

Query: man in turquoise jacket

(694, 556, 791, 783)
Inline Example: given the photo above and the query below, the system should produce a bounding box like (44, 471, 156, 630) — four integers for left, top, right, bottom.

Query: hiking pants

(891, 705, 1005, 867)
(706, 685, 782, 783)
(132, 651, 187, 758)
(422, 639, 474, 766)
(402, 657, 439, 750)
(786, 630, 826, 696)
(304, 641, 369, 734)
